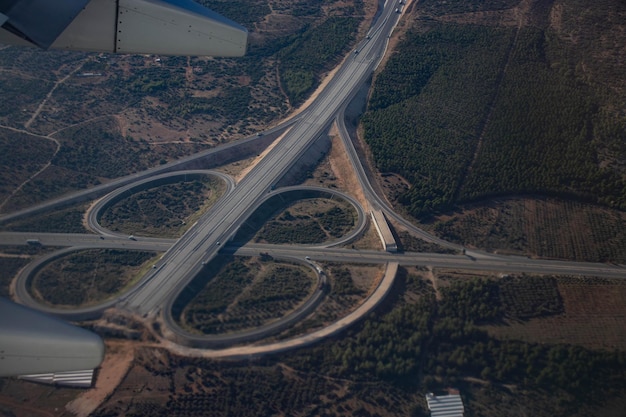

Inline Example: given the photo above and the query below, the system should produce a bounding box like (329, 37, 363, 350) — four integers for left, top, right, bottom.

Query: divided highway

(1, 0, 624, 355)
(120, 1, 406, 316)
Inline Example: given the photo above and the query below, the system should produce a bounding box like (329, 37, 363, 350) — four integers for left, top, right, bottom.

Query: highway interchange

(1, 0, 625, 355)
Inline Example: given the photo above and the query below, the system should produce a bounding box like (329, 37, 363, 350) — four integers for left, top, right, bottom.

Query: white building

(426, 391, 465, 417)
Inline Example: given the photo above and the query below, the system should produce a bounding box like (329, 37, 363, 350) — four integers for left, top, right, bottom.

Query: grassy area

(485, 275, 626, 351)
(431, 197, 626, 262)
(1, 204, 89, 233)
(100, 176, 225, 238)
(254, 198, 357, 244)
(179, 257, 315, 334)
(396, 231, 457, 254)
(276, 263, 383, 341)
(31, 249, 157, 307)
(0, 256, 30, 297)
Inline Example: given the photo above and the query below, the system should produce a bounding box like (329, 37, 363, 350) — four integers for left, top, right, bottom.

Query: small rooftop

(426, 391, 465, 417)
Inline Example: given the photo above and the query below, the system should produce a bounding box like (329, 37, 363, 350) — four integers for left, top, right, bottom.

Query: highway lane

(5, 183, 366, 325)
(163, 262, 399, 358)
(3, 1, 405, 321)
(5, 229, 623, 282)
(5, 0, 624, 356)
(121, 0, 406, 315)
(230, 244, 626, 280)
(12, 245, 166, 320)
(0, 232, 174, 250)
(4, 228, 623, 282)
(9, 230, 625, 324)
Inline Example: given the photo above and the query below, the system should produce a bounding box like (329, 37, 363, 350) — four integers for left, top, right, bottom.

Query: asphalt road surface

(119, 0, 406, 316)
(1, 0, 625, 354)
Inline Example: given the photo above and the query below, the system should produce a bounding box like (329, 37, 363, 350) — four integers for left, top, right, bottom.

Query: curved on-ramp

(161, 255, 329, 349)
(13, 182, 371, 351)
(162, 262, 398, 359)
(87, 170, 235, 237)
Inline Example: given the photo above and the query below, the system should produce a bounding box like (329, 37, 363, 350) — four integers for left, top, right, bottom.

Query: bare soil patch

(348, 221, 382, 250)
(427, 196, 626, 263)
(65, 341, 136, 417)
(305, 123, 369, 209)
(345, 263, 385, 293)
(485, 277, 626, 350)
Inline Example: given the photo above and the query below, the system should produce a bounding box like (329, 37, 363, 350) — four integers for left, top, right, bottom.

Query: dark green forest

(363, 11, 626, 218)
(459, 28, 626, 209)
(278, 16, 360, 105)
(362, 24, 514, 217)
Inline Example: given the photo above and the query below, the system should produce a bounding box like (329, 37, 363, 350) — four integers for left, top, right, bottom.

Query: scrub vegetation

(0, 0, 366, 211)
(431, 197, 626, 262)
(0, 256, 30, 297)
(1, 204, 89, 233)
(178, 256, 315, 334)
(90, 270, 626, 417)
(31, 249, 157, 307)
(255, 199, 357, 244)
(100, 177, 225, 238)
(233, 193, 357, 245)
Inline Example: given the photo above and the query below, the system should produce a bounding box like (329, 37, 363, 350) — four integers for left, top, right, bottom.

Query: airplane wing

(0, 0, 91, 49)
(0, 297, 105, 377)
(0, 0, 246, 379)
(0, 0, 248, 56)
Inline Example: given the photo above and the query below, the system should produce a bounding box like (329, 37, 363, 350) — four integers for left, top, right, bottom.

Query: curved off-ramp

(161, 262, 398, 359)
(233, 185, 367, 249)
(13, 246, 142, 321)
(86, 170, 235, 237)
(161, 255, 329, 348)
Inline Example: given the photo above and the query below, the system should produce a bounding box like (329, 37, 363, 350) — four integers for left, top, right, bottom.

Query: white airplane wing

(0, 0, 247, 379)
(0, 0, 248, 56)
(0, 297, 105, 377)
